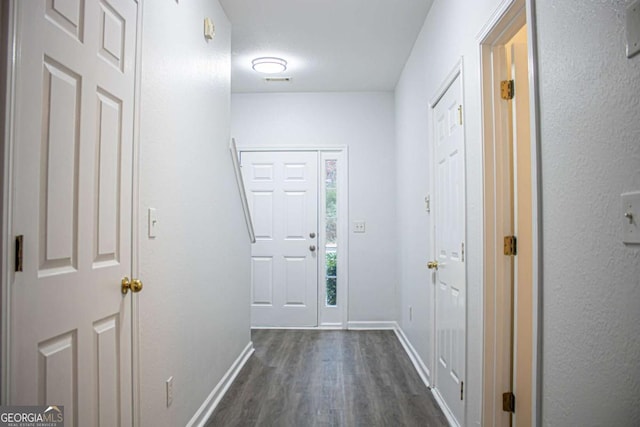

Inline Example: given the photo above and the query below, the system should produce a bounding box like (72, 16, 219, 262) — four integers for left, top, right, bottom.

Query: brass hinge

(460, 381, 464, 400)
(15, 235, 23, 272)
(504, 235, 517, 256)
(503, 391, 515, 412)
(458, 105, 463, 125)
(501, 80, 514, 100)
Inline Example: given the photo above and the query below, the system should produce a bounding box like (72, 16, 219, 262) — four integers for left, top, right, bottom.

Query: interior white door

(9, 1, 138, 425)
(241, 151, 318, 327)
(433, 72, 466, 425)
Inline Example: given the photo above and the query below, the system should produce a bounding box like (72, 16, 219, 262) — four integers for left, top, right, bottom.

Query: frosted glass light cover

(252, 57, 287, 73)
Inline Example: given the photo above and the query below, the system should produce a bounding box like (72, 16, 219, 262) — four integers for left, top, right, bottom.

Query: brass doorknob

(427, 261, 439, 270)
(122, 277, 143, 294)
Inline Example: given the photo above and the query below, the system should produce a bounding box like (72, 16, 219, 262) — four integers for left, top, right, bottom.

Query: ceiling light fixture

(252, 57, 287, 74)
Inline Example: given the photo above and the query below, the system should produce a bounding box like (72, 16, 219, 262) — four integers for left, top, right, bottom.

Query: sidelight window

(324, 159, 338, 306)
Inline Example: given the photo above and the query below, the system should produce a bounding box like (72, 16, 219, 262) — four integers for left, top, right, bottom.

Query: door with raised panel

(241, 151, 318, 327)
(8, 1, 138, 425)
(431, 71, 466, 425)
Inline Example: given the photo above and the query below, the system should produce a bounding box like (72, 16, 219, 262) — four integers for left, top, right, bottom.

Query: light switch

(148, 208, 158, 238)
(353, 221, 366, 233)
(626, 0, 640, 58)
(621, 192, 640, 244)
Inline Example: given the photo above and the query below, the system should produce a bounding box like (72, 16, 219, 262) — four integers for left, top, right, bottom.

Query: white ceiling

(219, 0, 434, 93)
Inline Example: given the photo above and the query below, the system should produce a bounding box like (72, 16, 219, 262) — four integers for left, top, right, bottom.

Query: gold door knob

(122, 277, 144, 294)
(427, 261, 439, 270)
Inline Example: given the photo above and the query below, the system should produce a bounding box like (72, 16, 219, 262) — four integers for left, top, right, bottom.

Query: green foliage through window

(326, 251, 337, 306)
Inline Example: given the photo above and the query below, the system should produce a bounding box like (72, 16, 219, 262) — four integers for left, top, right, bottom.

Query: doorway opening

(479, 0, 542, 425)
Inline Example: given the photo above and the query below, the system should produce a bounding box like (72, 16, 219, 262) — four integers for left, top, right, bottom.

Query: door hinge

(504, 235, 517, 256)
(503, 391, 515, 412)
(461, 242, 465, 262)
(458, 105, 463, 125)
(501, 80, 514, 100)
(460, 381, 464, 400)
(15, 235, 23, 272)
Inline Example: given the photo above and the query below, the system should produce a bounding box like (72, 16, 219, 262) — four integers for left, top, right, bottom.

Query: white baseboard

(392, 322, 432, 388)
(347, 321, 396, 330)
(393, 322, 458, 427)
(431, 386, 461, 427)
(186, 341, 254, 427)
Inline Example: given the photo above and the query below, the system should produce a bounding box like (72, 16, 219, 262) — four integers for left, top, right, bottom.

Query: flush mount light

(252, 57, 287, 74)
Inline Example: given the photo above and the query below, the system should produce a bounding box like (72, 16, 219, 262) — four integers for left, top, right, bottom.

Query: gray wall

(537, 1, 640, 424)
(396, 0, 640, 425)
(231, 92, 397, 323)
(138, 1, 251, 425)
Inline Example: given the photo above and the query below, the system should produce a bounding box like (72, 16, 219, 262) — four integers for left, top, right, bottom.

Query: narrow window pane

(326, 189, 337, 218)
(325, 158, 338, 307)
(325, 160, 337, 188)
(326, 277, 337, 306)
(325, 217, 337, 245)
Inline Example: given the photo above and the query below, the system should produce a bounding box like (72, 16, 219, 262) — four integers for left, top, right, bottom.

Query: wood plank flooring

(206, 330, 449, 427)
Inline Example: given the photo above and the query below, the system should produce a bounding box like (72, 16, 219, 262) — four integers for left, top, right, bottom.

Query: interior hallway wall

(397, 0, 640, 425)
(138, 1, 251, 425)
(536, 1, 640, 424)
(395, 0, 510, 425)
(231, 92, 397, 323)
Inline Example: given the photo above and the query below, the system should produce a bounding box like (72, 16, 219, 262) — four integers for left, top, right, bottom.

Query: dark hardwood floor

(206, 329, 449, 427)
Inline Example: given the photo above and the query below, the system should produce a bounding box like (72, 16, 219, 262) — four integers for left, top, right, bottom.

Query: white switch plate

(148, 208, 158, 238)
(353, 220, 366, 233)
(622, 192, 640, 244)
(627, 0, 640, 58)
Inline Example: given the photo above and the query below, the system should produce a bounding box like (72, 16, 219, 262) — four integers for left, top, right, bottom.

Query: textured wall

(395, 0, 503, 425)
(231, 92, 397, 323)
(138, 1, 251, 425)
(536, 1, 640, 424)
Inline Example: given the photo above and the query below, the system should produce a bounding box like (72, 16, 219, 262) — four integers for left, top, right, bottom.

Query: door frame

(131, 1, 144, 425)
(0, 0, 15, 404)
(428, 58, 466, 427)
(238, 146, 349, 329)
(478, 0, 542, 425)
(0, 2, 144, 422)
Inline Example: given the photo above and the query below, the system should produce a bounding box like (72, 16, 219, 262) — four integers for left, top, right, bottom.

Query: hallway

(206, 330, 448, 426)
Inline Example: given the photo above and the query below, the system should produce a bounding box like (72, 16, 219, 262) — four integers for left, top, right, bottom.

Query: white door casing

(241, 151, 319, 327)
(432, 69, 466, 426)
(511, 35, 535, 427)
(7, 0, 138, 425)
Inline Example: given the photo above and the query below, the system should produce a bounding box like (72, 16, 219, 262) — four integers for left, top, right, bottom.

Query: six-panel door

(241, 151, 319, 327)
(10, 1, 138, 425)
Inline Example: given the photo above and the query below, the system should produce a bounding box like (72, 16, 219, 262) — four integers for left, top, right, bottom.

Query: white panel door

(241, 151, 318, 327)
(9, 1, 138, 425)
(433, 72, 466, 425)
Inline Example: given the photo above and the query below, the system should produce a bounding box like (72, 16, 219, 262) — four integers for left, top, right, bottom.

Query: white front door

(8, 0, 138, 425)
(432, 72, 466, 425)
(241, 151, 319, 327)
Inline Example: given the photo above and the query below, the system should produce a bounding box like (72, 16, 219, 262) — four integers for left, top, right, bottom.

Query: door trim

(238, 145, 349, 329)
(131, 0, 143, 425)
(0, 0, 17, 404)
(479, 0, 542, 425)
(428, 58, 466, 427)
